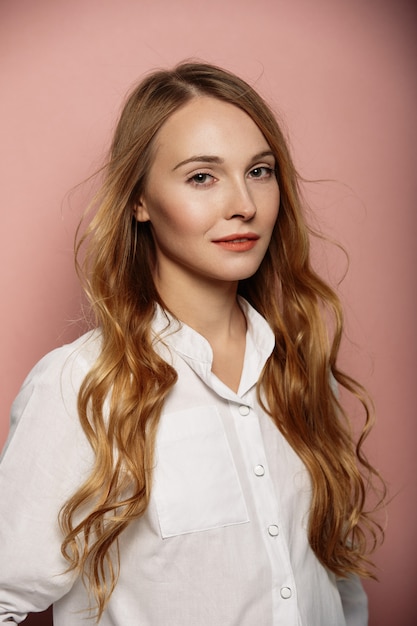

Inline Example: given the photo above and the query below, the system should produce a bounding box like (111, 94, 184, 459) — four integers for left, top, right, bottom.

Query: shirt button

(268, 524, 279, 537)
(238, 405, 250, 416)
(254, 464, 265, 476)
(280, 587, 292, 599)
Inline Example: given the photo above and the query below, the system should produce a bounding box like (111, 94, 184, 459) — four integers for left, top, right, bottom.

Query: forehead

(152, 96, 270, 162)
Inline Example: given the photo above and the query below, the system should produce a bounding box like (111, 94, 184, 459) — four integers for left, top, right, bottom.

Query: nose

(226, 178, 257, 221)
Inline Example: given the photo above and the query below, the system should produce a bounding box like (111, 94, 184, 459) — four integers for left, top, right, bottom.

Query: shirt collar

(151, 297, 275, 400)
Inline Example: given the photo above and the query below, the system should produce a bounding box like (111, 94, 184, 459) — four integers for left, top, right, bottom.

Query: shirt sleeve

(0, 341, 94, 623)
(331, 371, 369, 626)
(336, 575, 368, 626)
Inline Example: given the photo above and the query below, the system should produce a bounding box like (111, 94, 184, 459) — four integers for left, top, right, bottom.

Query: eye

(187, 172, 215, 186)
(248, 166, 274, 179)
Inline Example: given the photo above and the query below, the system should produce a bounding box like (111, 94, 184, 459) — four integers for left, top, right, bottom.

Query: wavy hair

(60, 61, 384, 619)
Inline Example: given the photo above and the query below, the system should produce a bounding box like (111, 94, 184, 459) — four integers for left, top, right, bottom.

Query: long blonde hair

(60, 61, 384, 618)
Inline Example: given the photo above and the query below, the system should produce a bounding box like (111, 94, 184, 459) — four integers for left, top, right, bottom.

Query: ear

(133, 197, 151, 223)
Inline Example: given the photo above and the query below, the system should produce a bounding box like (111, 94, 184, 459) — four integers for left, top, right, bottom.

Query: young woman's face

(135, 96, 280, 293)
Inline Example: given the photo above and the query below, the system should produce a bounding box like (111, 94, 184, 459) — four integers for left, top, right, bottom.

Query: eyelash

(249, 166, 275, 179)
(187, 166, 275, 187)
(188, 172, 214, 186)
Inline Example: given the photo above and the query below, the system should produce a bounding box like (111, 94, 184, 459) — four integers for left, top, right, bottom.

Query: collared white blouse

(0, 300, 368, 625)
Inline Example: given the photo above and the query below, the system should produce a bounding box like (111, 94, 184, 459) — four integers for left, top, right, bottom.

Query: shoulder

(19, 329, 102, 390)
(2, 330, 102, 456)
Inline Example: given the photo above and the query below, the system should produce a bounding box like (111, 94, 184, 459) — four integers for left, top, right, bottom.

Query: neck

(155, 274, 245, 345)
(155, 272, 248, 393)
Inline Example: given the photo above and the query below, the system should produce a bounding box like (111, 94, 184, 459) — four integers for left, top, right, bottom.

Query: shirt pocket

(153, 404, 249, 538)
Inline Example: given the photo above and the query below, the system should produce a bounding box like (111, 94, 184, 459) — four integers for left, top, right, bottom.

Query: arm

(0, 338, 96, 623)
(336, 575, 368, 626)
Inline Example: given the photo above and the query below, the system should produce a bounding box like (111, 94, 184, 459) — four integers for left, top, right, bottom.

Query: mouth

(212, 233, 259, 243)
(212, 233, 260, 252)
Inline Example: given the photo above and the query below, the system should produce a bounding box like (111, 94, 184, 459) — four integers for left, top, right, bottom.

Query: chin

(219, 268, 261, 283)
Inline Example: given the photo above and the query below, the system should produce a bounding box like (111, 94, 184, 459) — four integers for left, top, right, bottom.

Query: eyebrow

(172, 150, 275, 171)
(173, 155, 224, 171)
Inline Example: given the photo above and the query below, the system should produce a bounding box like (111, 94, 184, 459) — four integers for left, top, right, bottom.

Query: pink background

(1, 1, 416, 624)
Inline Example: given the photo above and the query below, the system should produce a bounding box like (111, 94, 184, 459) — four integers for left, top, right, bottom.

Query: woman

(0, 62, 383, 625)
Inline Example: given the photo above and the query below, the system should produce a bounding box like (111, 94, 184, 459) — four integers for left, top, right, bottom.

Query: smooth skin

(135, 96, 280, 391)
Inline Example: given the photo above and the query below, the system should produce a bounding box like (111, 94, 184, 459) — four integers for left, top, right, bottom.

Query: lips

(212, 233, 260, 252)
(212, 233, 259, 243)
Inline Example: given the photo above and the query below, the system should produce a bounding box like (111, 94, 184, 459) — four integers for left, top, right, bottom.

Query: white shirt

(0, 299, 367, 625)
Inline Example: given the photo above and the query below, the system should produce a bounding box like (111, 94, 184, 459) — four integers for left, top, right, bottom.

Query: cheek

(265, 187, 280, 226)
(150, 191, 214, 234)
(147, 197, 203, 241)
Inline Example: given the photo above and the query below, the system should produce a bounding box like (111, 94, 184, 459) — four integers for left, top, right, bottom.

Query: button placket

(231, 398, 296, 616)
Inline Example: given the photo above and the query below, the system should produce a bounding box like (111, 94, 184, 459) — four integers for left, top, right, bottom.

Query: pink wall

(1, 0, 415, 624)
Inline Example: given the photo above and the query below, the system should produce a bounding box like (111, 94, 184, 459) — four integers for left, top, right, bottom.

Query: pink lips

(212, 233, 259, 252)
